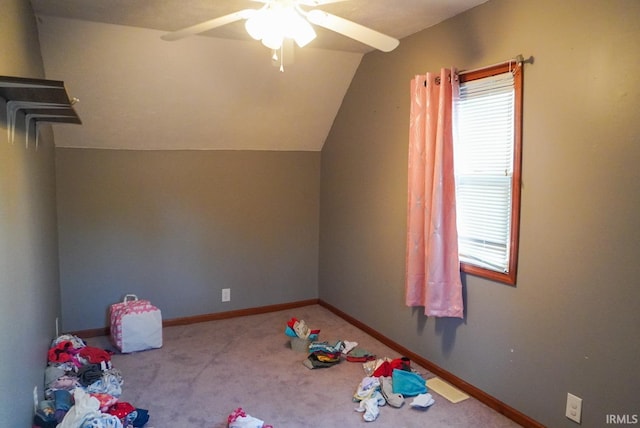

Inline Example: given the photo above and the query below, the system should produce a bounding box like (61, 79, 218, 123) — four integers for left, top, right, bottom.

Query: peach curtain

(405, 68, 464, 318)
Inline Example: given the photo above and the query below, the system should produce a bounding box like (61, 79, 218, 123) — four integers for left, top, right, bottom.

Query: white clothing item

(341, 340, 358, 355)
(293, 320, 310, 339)
(56, 389, 101, 428)
(228, 414, 265, 428)
(355, 391, 385, 422)
(354, 376, 380, 401)
(80, 413, 123, 428)
(410, 392, 435, 408)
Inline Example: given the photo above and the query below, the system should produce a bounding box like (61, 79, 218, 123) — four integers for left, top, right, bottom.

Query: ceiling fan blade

(161, 9, 257, 41)
(298, 0, 348, 5)
(306, 10, 399, 52)
(251, 0, 345, 3)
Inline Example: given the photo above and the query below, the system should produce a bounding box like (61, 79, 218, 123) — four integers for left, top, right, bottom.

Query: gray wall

(0, 1, 61, 426)
(56, 149, 320, 331)
(319, 1, 640, 427)
(5, 0, 639, 426)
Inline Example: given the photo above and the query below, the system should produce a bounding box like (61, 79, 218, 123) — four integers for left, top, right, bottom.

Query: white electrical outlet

(566, 393, 582, 423)
(222, 288, 231, 302)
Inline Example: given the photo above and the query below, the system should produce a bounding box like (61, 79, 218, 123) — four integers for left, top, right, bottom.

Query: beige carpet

(87, 304, 521, 427)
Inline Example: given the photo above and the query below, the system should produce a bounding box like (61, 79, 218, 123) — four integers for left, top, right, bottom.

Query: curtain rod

(460, 54, 533, 75)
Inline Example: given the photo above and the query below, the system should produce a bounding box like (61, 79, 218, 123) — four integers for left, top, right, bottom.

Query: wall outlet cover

(566, 393, 582, 424)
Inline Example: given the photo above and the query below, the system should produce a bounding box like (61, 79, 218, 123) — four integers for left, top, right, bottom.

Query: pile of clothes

(285, 315, 434, 423)
(301, 340, 362, 369)
(286, 317, 374, 367)
(33, 334, 149, 428)
(303, 340, 343, 369)
(353, 357, 434, 422)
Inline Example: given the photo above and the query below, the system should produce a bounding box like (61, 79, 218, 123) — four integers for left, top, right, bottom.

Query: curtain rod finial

(516, 55, 534, 66)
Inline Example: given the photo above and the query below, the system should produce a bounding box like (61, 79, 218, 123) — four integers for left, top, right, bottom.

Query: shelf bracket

(1, 75, 82, 148)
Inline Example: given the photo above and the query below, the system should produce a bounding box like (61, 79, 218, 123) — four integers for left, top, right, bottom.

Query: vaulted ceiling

(30, 0, 487, 150)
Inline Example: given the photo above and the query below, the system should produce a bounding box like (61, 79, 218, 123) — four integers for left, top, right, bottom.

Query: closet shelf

(1, 75, 81, 148)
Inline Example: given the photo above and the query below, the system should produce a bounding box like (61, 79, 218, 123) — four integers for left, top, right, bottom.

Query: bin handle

(123, 294, 138, 303)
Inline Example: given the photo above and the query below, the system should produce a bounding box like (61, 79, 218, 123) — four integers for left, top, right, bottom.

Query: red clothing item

(48, 341, 79, 364)
(78, 346, 112, 364)
(372, 357, 411, 377)
(107, 401, 136, 421)
(286, 317, 298, 329)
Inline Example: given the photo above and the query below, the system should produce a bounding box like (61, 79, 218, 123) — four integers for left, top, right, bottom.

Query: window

(453, 62, 523, 285)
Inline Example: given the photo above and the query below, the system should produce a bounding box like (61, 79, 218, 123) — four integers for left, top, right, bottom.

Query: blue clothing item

(308, 340, 343, 354)
(284, 326, 298, 337)
(85, 373, 122, 397)
(131, 408, 150, 427)
(391, 369, 427, 397)
(54, 390, 73, 411)
(80, 413, 123, 428)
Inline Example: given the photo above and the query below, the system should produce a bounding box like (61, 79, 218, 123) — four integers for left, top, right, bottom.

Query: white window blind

(453, 71, 515, 273)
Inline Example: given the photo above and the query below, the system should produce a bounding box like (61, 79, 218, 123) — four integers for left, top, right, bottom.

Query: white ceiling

(30, 0, 487, 151)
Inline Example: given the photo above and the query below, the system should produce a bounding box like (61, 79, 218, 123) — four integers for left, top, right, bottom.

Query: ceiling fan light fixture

(287, 11, 316, 47)
(244, 3, 316, 50)
(261, 31, 284, 50)
(245, 9, 269, 40)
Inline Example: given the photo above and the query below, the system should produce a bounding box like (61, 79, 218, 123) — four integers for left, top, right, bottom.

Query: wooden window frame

(456, 62, 523, 286)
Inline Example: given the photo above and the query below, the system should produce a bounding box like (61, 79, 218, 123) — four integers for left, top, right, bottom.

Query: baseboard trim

(318, 299, 545, 428)
(70, 298, 320, 339)
(73, 326, 110, 339)
(163, 299, 319, 327)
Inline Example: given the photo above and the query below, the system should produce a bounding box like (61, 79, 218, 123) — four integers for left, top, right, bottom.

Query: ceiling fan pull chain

(280, 44, 285, 72)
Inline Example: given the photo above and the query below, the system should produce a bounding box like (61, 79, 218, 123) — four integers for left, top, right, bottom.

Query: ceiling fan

(160, 0, 400, 53)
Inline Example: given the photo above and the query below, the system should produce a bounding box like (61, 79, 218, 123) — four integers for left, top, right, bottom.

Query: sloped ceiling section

(33, 0, 487, 151)
(36, 17, 362, 151)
